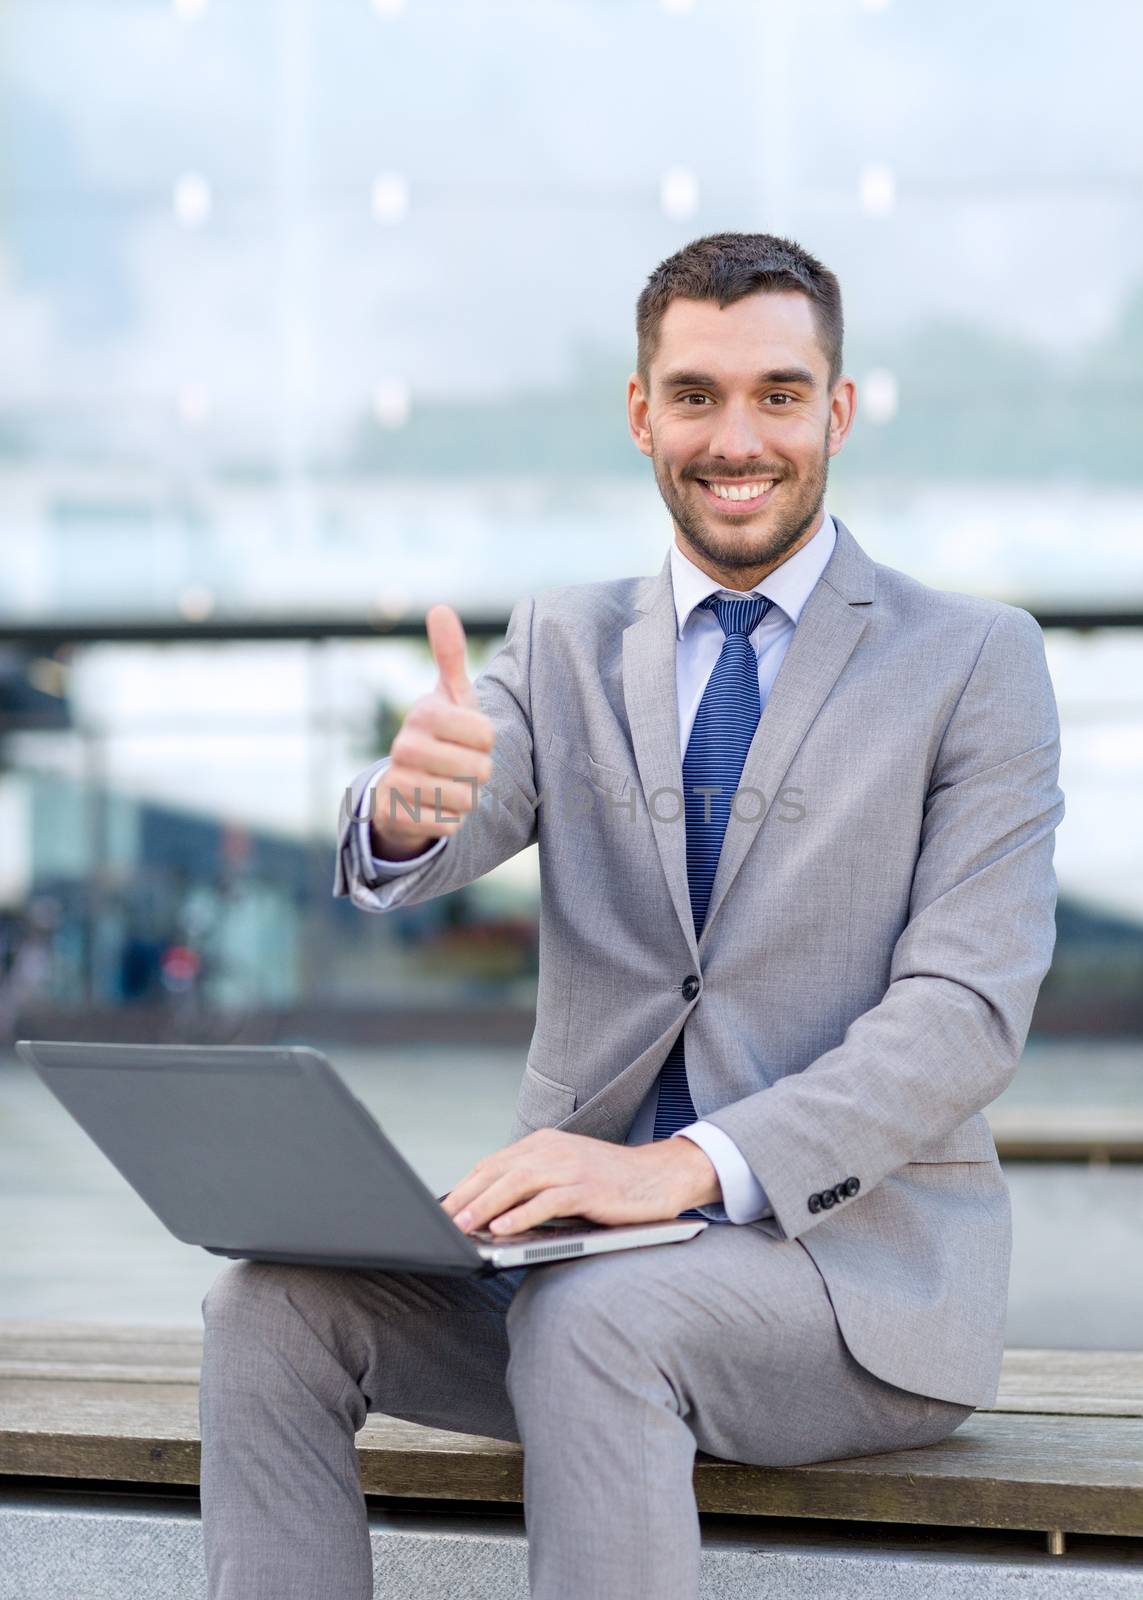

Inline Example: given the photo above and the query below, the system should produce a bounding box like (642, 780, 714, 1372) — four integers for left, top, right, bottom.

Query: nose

(705, 400, 769, 464)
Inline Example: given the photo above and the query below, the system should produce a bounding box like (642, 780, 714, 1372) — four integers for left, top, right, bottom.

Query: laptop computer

(14, 1040, 706, 1273)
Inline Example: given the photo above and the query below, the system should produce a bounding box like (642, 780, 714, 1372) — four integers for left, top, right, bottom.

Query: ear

(627, 372, 654, 460)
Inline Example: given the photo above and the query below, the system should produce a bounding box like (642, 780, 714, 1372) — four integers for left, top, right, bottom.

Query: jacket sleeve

(702, 603, 1065, 1243)
(332, 595, 539, 913)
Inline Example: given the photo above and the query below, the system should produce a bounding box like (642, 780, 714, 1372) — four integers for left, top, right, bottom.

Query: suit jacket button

(681, 975, 701, 1002)
(844, 1176, 860, 1197)
(808, 1194, 822, 1214)
(833, 1182, 848, 1204)
(820, 1190, 836, 1209)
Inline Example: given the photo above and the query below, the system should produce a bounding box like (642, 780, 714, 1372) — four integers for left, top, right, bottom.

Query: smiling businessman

(198, 233, 1064, 1600)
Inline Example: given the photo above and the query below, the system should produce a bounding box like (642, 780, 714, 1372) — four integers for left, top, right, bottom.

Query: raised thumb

(426, 603, 476, 707)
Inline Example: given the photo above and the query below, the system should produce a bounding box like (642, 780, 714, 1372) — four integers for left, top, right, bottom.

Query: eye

(676, 391, 798, 407)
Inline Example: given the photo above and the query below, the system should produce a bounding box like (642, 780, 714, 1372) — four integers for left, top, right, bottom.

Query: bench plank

(0, 1325, 200, 1356)
(992, 1350, 1143, 1417)
(0, 1324, 202, 1385)
(1, 1376, 1141, 1538)
(1, 1327, 1139, 1418)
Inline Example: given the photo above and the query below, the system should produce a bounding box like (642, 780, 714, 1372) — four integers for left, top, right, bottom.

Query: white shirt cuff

(672, 1120, 774, 1223)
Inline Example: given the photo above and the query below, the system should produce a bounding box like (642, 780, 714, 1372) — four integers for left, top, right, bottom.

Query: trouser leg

(505, 1224, 973, 1600)
(198, 1257, 524, 1600)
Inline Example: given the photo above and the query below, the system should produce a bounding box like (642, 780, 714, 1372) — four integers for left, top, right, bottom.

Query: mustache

(690, 472, 784, 482)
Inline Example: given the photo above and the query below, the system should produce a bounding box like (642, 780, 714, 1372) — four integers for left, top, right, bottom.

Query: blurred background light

(862, 367, 899, 425)
(371, 378, 412, 430)
(661, 167, 699, 221)
(176, 384, 213, 429)
(173, 173, 212, 228)
(371, 172, 409, 224)
(177, 586, 216, 622)
(858, 163, 896, 217)
(371, 588, 410, 621)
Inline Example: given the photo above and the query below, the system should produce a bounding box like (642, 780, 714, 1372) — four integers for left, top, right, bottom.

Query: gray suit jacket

(333, 517, 1064, 1408)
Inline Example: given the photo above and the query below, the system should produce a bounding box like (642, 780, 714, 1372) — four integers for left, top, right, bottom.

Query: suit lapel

(622, 552, 698, 964)
(622, 517, 876, 961)
(698, 544, 871, 950)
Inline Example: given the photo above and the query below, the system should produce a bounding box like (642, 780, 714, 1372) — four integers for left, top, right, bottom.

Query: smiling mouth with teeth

(695, 478, 779, 509)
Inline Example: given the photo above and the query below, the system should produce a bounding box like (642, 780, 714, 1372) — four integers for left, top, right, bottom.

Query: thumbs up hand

(427, 603, 480, 710)
(371, 605, 497, 860)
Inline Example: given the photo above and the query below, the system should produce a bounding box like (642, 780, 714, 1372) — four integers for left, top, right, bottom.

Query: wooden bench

(1, 1324, 1140, 1559)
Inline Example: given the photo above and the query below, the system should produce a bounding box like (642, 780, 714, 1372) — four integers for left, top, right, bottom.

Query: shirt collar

(669, 510, 838, 639)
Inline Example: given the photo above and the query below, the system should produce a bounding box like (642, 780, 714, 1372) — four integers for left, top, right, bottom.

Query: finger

(441, 1134, 546, 1217)
(442, 1133, 557, 1220)
(441, 1153, 509, 1218)
(373, 814, 465, 842)
(407, 698, 494, 752)
(488, 1186, 581, 1235)
(451, 1168, 547, 1233)
(426, 604, 477, 709)
(441, 1175, 486, 1219)
(389, 728, 492, 785)
(381, 770, 481, 823)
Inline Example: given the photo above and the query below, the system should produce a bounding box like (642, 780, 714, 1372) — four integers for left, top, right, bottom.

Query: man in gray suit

(199, 232, 1064, 1599)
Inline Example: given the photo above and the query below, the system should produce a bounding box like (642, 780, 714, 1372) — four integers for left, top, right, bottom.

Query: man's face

(628, 291, 856, 582)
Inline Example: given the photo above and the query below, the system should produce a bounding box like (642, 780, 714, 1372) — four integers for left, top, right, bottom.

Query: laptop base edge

(201, 1245, 489, 1277)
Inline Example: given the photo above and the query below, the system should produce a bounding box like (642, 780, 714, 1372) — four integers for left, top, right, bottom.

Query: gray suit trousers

(199, 1223, 973, 1599)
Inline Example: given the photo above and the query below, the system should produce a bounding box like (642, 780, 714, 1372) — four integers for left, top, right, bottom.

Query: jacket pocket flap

(546, 732, 630, 797)
(516, 1060, 578, 1131)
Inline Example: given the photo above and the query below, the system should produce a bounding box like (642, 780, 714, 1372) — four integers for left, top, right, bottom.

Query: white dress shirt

(357, 510, 838, 1223)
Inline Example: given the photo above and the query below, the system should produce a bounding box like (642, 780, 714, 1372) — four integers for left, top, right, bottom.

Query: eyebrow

(660, 367, 818, 392)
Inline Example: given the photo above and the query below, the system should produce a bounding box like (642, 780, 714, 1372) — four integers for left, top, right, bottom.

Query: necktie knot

(700, 592, 773, 638)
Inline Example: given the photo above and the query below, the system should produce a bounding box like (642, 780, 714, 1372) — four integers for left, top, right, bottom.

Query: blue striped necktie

(652, 592, 773, 1153)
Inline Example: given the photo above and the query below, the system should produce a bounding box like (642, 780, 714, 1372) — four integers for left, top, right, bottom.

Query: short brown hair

(635, 231, 844, 394)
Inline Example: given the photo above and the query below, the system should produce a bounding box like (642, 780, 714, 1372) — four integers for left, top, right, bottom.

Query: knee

(200, 1260, 366, 1421)
(506, 1262, 663, 1405)
(201, 1258, 312, 1338)
(506, 1262, 588, 1361)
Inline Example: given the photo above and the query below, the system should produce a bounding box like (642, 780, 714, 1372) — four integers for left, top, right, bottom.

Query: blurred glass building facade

(1, 0, 1141, 1041)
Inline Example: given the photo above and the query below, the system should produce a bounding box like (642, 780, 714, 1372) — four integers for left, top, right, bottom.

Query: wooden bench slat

(2, 1328, 1139, 1417)
(0, 1323, 201, 1384)
(0, 1325, 201, 1353)
(1, 1377, 1140, 1538)
(990, 1349, 1143, 1417)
